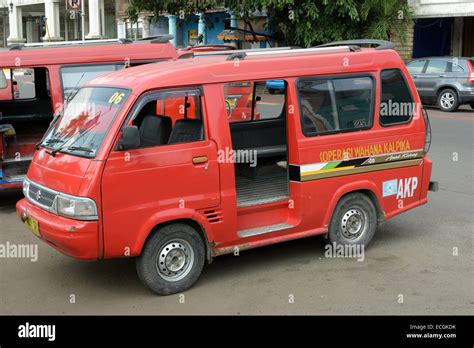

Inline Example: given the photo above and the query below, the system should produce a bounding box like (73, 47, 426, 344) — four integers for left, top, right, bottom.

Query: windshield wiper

(35, 137, 64, 150)
(64, 146, 94, 154)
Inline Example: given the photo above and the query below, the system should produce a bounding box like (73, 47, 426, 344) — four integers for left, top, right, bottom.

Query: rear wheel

(470, 103, 474, 109)
(327, 193, 377, 247)
(136, 223, 205, 295)
(437, 88, 459, 112)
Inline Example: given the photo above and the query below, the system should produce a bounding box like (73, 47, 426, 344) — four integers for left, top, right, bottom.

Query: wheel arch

(436, 85, 459, 98)
(323, 182, 385, 227)
(133, 209, 213, 262)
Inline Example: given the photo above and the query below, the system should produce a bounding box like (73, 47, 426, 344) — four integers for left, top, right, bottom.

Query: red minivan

(0, 38, 178, 190)
(17, 40, 437, 295)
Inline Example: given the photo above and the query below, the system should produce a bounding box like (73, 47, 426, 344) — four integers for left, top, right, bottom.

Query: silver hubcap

(156, 239, 194, 282)
(440, 92, 454, 109)
(341, 208, 367, 241)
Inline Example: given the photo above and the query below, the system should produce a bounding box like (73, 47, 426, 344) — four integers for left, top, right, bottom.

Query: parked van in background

(0, 37, 178, 190)
(17, 40, 438, 295)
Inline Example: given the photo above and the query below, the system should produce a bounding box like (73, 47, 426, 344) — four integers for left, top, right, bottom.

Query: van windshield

(41, 86, 130, 158)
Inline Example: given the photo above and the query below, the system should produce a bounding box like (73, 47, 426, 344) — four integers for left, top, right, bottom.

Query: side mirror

(117, 126, 140, 150)
(255, 96, 262, 102)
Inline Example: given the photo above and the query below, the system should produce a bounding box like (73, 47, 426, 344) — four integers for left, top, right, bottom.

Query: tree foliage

(127, 0, 413, 47)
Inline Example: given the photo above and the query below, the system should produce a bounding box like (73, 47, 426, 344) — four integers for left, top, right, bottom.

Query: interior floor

(236, 162, 289, 207)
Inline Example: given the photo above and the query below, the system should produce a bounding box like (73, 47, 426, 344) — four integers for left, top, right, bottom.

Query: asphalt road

(0, 107, 472, 315)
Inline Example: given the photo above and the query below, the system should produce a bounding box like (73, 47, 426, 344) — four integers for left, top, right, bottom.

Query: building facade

(408, 0, 474, 58)
(0, 0, 117, 46)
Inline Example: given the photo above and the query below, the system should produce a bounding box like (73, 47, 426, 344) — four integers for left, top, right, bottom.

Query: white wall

(408, 0, 474, 17)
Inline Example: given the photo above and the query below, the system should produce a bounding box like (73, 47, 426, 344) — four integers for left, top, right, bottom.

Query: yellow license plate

(24, 217, 40, 237)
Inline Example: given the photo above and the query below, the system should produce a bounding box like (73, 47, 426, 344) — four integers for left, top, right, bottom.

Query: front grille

(27, 181, 57, 209)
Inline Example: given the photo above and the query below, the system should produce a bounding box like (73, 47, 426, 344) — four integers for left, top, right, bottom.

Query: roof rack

(224, 45, 359, 61)
(183, 46, 300, 59)
(317, 39, 395, 50)
(7, 35, 173, 50)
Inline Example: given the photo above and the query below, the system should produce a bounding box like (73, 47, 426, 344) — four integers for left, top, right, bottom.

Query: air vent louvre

(203, 209, 223, 224)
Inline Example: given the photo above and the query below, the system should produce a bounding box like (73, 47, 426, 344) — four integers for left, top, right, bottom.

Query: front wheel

(136, 223, 206, 295)
(470, 103, 474, 110)
(327, 193, 377, 247)
(437, 89, 459, 112)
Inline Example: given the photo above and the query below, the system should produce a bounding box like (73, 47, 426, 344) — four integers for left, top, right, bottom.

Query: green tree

(126, 0, 413, 47)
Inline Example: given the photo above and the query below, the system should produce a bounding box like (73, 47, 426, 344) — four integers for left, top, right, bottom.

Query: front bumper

(16, 198, 99, 260)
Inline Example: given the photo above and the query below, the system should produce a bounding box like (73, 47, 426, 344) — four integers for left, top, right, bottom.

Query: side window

(425, 60, 447, 73)
(448, 61, 464, 73)
(297, 76, 373, 136)
(224, 80, 285, 123)
(379, 69, 414, 126)
(130, 89, 205, 148)
(406, 60, 426, 74)
(61, 64, 124, 100)
(0, 69, 7, 89)
(12, 68, 35, 99)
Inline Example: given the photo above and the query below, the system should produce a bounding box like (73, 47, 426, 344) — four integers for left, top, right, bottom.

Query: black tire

(327, 193, 377, 248)
(437, 88, 459, 112)
(136, 223, 206, 295)
(470, 103, 474, 110)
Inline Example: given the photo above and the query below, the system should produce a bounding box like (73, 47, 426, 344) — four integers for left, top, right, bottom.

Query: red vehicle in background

(0, 37, 178, 190)
(0, 69, 20, 100)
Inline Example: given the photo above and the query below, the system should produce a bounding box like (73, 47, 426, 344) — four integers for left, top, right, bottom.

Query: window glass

(297, 76, 373, 136)
(450, 63, 464, 72)
(12, 68, 35, 99)
(406, 60, 426, 74)
(425, 60, 447, 73)
(130, 89, 205, 148)
(0, 69, 7, 89)
(41, 87, 130, 157)
(224, 80, 285, 123)
(380, 69, 414, 126)
(61, 64, 124, 100)
(334, 77, 372, 129)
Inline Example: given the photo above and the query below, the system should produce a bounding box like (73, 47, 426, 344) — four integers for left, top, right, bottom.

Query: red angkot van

(0, 37, 178, 190)
(17, 40, 438, 295)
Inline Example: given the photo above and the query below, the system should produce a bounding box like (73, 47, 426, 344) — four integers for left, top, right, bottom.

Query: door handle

(439, 74, 447, 77)
(192, 156, 208, 164)
(413, 75, 419, 78)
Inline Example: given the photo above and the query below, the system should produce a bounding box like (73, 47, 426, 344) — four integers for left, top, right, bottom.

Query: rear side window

(425, 60, 448, 73)
(297, 76, 373, 136)
(379, 69, 414, 126)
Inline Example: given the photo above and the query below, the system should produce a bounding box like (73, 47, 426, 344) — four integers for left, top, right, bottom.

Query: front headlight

(22, 179, 30, 197)
(55, 194, 98, 220)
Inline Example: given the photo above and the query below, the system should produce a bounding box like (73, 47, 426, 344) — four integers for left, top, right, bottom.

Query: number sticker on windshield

(109, 92, 125, 104)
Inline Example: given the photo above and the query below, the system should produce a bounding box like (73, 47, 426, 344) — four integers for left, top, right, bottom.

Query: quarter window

(297, 76, 373, 136)
(379, 69, 414, 126)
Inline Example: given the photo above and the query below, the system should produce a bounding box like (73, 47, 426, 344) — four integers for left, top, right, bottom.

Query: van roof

(0, 40, 178, 68)
(88, 47, 402, 93)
